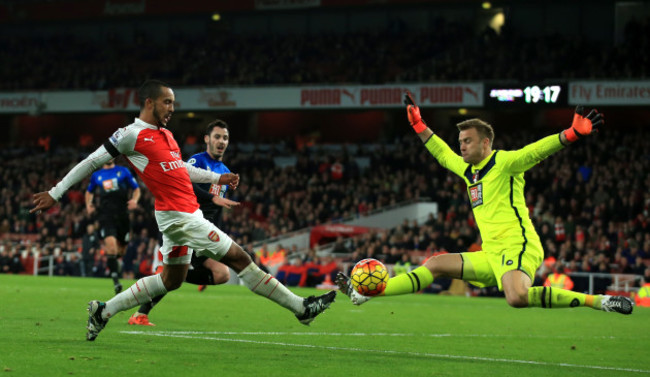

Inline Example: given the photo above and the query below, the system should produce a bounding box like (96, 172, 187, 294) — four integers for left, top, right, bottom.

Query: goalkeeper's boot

(296, 291, 336, 325)
(600, 295, 634, 315)
(335, 272, 372, 306)
(86, 300, 109, 341)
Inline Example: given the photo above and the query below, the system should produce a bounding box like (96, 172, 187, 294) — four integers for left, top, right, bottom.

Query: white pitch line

(121, 330, 623, 340)
(121, 330, 650, 374)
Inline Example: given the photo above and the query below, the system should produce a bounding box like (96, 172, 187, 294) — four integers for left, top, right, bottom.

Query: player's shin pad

(383, 266, 434, 296)
(238, 263, 303, 314)
(527, 286, 598, 309)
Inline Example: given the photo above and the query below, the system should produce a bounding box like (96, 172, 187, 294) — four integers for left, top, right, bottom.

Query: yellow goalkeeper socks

(382, 266, 434, 296)
(527, 286, 601, 309)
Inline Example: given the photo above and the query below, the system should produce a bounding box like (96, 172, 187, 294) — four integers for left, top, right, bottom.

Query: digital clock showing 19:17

(487, 83, 567, 106)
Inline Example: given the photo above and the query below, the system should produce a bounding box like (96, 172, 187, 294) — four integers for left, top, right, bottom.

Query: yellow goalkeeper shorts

(460, 239, 544, 291)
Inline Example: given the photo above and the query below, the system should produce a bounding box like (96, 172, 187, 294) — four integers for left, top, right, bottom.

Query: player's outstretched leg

(528, 286, 634, 314)
(237, 261, 336, 325)
(336, 265, 434, 305)
(86, 300, 109, 341)
(335, 272, 372, 305)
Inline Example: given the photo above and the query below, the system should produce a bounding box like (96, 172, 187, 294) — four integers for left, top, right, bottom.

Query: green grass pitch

(1, 274, 648, 377)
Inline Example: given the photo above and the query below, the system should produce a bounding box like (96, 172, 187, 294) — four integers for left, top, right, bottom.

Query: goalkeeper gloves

(564, 105, 604, 142)
(404, 91, 427, 133)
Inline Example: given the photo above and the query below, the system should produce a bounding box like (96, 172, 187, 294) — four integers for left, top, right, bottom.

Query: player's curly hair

(137, 79, 171, 109)
(456, 118, 495, 147)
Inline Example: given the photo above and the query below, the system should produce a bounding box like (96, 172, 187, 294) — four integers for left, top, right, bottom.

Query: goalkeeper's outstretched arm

(404, 91, 433, 143)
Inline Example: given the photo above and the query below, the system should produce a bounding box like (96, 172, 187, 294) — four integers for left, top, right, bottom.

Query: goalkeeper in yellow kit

(337, 92, 633, 315)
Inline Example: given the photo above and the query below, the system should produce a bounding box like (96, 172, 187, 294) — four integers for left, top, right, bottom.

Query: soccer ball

(350, 258, 388, 296)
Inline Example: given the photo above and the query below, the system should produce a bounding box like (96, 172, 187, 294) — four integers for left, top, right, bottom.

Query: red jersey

(109, 118, 199, 213)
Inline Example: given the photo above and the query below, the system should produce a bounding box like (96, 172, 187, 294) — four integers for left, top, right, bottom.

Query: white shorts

(155, 209, 233, 265)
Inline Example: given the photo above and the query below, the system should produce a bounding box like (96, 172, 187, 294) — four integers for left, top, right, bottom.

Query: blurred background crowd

(0, 14, 648, 91)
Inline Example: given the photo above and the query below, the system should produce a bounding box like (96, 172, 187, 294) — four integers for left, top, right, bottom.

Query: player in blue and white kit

(85, 160, 140, 294)
(187, 119, 233, 230)
(128, 119, 239, 326)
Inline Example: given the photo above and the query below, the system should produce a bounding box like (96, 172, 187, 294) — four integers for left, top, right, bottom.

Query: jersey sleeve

(424, 134, 468, 179)
(86, 173, 98, 192)
(106, 126, 137, 156)
(49, 145, 113, 201)
(185, 162, 222, 183)
(123, 167, 139, 189)
(498, 134, 565, 174)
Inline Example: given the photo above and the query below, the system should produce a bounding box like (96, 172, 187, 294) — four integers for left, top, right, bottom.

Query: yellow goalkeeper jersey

(425, 133, 565, 250)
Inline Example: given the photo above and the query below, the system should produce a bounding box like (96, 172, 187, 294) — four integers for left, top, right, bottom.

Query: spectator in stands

(544, 264, 574, 291)
(393, 253, 413, 276)
(0, 247, 10, 273)
(0, 219, 10, 235)
(331, 236, 351, 255)
(93, 253, 108, 278)
(136, 250, 153, 279)
(635, 268, 650, 307)
(7, 247, 25, 274)
(54, 253, 80, 276)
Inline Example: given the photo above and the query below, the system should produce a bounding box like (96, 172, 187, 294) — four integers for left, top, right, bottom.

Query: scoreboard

(485, 83, 568, 107)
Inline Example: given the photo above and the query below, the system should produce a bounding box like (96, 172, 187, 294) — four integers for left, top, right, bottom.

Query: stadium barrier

(34, 251, 81, 277)
(250, 198, 437, 256)
(568, 272, 642, 296)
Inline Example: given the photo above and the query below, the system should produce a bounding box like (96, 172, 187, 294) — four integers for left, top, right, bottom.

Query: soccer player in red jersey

(31, 80, 335, 341)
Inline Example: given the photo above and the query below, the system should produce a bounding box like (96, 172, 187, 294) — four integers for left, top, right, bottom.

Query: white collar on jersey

(134, 118, 160, 130)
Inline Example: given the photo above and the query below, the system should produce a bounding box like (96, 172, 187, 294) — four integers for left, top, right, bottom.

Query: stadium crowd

(1, 16, 648, 91)
(1, 124, 648, 293)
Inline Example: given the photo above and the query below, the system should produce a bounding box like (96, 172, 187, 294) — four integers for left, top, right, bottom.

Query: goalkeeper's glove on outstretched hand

(564, 105, 604, 142)
(404, 91, 427, 133)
